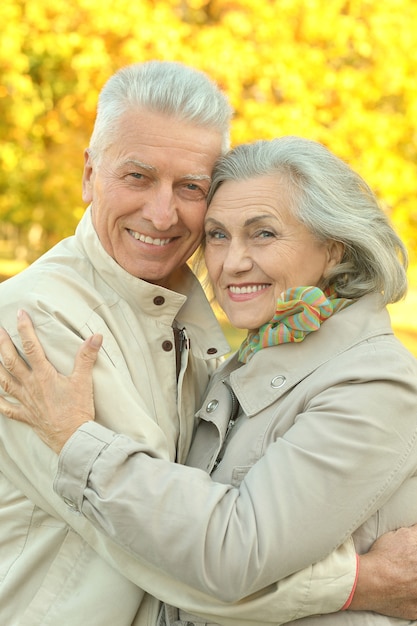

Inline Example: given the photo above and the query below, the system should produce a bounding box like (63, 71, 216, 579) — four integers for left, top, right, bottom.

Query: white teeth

(229, 284, 268, 294)
(129, 230, 171, 246)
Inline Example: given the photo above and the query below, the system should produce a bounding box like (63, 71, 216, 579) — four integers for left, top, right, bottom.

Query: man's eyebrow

(121, 159, 156, 172)
(119, 161, 211, 183)
(180, 174, 212, 183)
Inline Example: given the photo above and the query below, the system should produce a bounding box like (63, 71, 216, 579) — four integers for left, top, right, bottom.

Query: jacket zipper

(213, 381, 240, 470)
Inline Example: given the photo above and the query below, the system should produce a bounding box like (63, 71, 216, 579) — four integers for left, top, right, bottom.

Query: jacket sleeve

(55, 422, 357, 624)
(0, 312, 357, 624)
(54, 340, 417, 604)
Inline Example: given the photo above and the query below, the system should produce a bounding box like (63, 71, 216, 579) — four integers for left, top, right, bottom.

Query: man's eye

(129, 172, 144, 180)
(179, 183, 208, 200)
(185, 182, 207, 195)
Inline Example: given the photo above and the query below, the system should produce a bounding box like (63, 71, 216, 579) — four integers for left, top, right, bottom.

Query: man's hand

(0, 310, 102, 453)
(350, 525, 417, 619)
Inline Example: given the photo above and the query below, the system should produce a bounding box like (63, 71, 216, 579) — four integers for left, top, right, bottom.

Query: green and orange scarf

(238, 285, 353, 364)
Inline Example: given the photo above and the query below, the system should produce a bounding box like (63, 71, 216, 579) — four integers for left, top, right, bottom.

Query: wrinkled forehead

(96, 110, 224, 182)
(206, 173, 297, 217)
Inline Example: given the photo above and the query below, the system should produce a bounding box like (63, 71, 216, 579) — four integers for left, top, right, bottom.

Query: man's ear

(82, 149, 94, 203)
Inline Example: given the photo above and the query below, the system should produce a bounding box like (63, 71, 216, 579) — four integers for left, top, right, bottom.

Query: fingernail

(90, 334, 103, 348)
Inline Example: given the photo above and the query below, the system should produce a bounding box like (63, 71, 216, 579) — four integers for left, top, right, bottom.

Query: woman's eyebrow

(243, 215, 274, 227)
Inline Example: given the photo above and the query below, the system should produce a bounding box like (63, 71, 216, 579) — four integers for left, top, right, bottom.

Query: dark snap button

(162, 340, 173, 352)
(207, 347, 218, 355)
(153, 296, 165, 306)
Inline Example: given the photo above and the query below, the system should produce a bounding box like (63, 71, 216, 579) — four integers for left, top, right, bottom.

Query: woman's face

(204, 174, 343, 331)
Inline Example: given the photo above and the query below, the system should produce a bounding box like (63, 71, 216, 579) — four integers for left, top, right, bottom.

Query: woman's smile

(205, 174, 341, 330)
(228, 283, 271, 297)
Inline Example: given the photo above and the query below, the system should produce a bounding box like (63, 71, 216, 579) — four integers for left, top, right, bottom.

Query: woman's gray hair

(207, 136, 408, 304)
(89, 60, 232, 159)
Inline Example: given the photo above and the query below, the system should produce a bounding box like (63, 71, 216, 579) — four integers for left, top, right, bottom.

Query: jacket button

(207, 347, 218, 355)
(63, 497, 78, 511)
(153, 296, 165, 306)
(162, 340, 173, 351)
(271, 375, 286, 388)
(206, 399, 219, 413)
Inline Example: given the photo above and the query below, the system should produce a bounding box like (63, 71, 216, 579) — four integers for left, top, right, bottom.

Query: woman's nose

(223, 241, 253, 274)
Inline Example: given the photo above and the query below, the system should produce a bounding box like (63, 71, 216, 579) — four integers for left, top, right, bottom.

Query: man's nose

(142, 186, 178, 230)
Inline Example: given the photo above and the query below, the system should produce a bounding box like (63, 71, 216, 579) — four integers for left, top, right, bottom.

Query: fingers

(71, 334, 103, 380)
(0, 325, 34, 414)
(0, 395, 28, 423)
(0, 357, 31, 425)
(0, 310, 102, 394)
(17, 310, 102, 373)
(0, 326, 31, 379)
(16, 309, 48, 369)
(0, 361, 18, 399)
(11, 310, 102, 381)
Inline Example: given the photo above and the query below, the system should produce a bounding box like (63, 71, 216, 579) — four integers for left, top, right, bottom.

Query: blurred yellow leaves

(0, 0, 416, 264)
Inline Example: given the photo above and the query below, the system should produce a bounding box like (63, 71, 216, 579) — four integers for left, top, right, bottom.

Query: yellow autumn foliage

(0, 0, 416, 268)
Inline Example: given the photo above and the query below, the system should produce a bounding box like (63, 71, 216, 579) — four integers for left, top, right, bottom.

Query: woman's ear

(327, 240, 344, 268)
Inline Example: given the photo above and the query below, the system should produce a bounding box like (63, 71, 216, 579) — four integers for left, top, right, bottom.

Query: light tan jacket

(0, 208, 356, 625)
(53, 294, 417, 625)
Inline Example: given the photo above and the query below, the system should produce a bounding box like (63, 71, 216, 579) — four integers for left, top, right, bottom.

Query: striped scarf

(237, 285, 352, 364)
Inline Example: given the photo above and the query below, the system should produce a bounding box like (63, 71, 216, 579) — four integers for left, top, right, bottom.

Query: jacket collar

(217, 294, 393, 416)
(75, 207, 230, 360)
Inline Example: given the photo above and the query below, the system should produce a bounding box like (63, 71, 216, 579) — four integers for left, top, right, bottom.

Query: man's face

(83, 109, 223, 289)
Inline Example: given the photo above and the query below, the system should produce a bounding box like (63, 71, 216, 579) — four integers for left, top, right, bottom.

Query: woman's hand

(0, 310, 102, 453)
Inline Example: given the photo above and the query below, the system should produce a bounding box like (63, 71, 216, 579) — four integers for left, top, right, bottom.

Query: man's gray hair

(89, 60, 232, 159)
(208, 136, 408, 305)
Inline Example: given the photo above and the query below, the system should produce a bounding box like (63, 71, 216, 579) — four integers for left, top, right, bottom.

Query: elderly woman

(1, 136, 417, 625)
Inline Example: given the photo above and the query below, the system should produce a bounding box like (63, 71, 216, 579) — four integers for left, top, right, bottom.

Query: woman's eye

(257, 230, 275, 239)
(206, 229, 226, 240)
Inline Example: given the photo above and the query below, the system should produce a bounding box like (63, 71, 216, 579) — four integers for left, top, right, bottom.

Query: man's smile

(127, 228, 173, 247)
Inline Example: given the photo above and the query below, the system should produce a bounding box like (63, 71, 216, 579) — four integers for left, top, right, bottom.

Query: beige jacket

(0, 208, 356, 625)
(53, 294, 417, 625)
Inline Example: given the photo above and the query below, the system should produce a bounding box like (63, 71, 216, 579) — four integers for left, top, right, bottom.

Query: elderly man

(0, 61, 416, 626)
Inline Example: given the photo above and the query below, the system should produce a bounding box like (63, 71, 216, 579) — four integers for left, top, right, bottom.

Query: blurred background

(1, 0, 416, 353)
